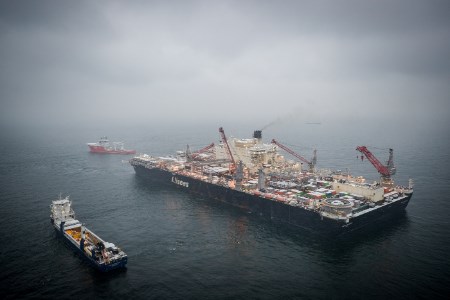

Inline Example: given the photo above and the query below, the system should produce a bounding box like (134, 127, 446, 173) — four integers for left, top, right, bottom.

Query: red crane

(219, 127, 236, 172)
(271, 139, 316, 171)
(356, 146, 396, 186)
(191, 143, 215, 158)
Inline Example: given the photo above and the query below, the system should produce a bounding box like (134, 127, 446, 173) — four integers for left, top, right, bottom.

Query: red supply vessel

(87, 137, 136, 154)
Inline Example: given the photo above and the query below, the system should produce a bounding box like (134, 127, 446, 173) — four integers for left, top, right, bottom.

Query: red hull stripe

(88, 145, 136, 155)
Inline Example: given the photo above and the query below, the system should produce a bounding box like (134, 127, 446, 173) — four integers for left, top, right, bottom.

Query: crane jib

(356, 146, 394, 177)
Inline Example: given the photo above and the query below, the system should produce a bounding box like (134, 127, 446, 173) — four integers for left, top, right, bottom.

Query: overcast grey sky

(1, 0, 449, 128)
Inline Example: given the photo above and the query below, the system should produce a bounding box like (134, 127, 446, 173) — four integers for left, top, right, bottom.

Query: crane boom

(191, 143, 215, 157)
(219, 127, 236, 170)
(356, 146, 395, 177)
(271, 139, 315, 170)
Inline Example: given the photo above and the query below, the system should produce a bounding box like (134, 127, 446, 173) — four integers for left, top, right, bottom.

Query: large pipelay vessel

(130, 128, 413, 236)
(50, 196, 128, 271)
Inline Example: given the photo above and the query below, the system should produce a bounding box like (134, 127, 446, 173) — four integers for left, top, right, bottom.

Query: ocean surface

(1, 121, 449, 299)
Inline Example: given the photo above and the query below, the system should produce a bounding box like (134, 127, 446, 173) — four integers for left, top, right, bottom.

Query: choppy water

(1, 122, 449, 299)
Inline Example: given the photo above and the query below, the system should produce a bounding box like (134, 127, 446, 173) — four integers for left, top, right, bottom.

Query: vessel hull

(88, 145, 136, 154)
(52, 224, 127, 272)
(133, 164, 412, 236)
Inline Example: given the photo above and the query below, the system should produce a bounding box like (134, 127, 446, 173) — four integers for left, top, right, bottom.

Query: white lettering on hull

(171, 176, 189, 188)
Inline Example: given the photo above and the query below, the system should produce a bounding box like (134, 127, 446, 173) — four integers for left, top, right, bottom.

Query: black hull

(133, 165, 412, 236)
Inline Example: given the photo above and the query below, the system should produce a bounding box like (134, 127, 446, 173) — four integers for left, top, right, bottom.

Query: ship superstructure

(215, 130, 279, 172)
(130, 128, 413, 235)
(50, 196, 127, 271)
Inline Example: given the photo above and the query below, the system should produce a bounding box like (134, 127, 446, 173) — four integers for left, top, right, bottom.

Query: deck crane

(271, 139, 316, 172)
(356, 146, 396, 187)
(219, 127, 236, 173)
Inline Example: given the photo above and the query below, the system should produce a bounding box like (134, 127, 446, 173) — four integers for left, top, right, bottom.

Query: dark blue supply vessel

(50, 196, 128, 272)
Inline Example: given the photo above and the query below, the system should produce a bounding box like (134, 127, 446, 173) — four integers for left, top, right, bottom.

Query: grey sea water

(1, 121, 449, 299)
